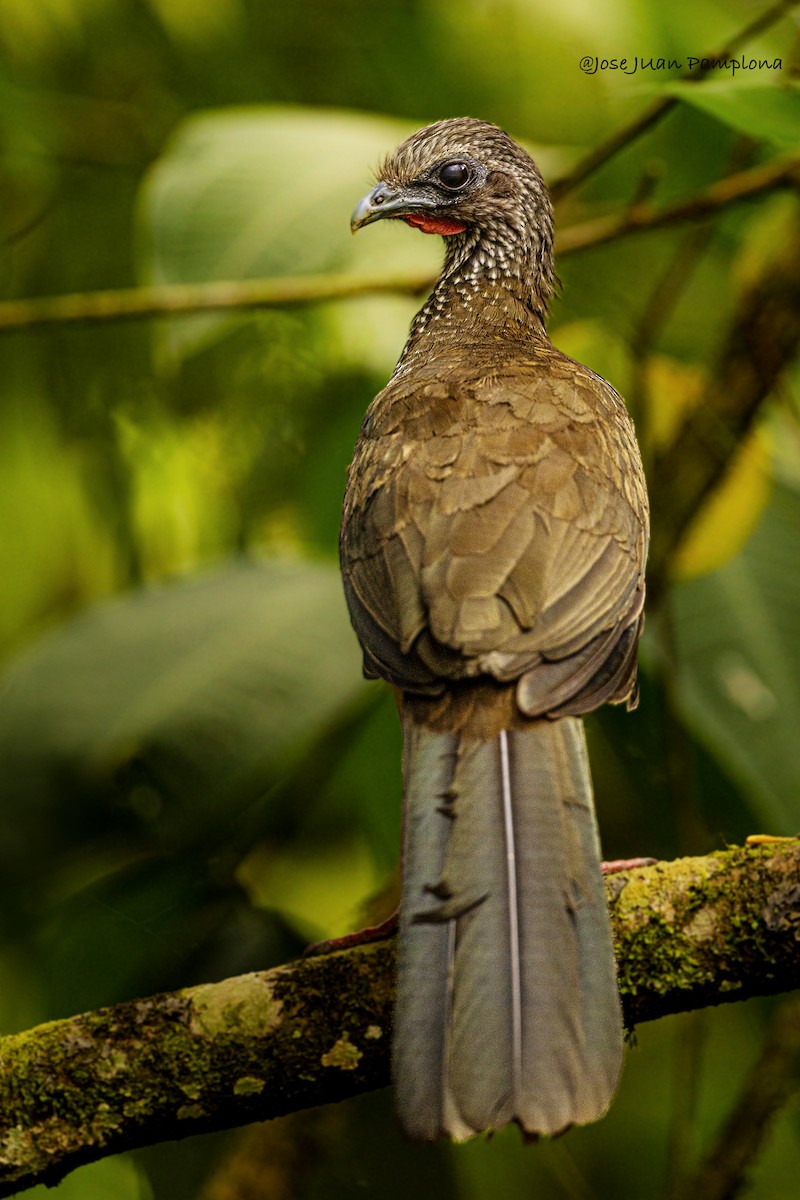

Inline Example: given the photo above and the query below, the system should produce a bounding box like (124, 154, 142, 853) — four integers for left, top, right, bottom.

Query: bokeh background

(1, 1, 799, 1197)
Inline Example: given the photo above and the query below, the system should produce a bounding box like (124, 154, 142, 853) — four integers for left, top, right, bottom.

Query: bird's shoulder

(347, 332, 646, 533)
(342, 329, 646, 684)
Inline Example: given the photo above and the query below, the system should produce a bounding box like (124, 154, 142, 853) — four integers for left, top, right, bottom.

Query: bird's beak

(351, 182, 426, 233)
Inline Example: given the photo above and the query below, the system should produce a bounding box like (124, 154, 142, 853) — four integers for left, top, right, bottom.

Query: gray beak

(351, 182, 419, 233)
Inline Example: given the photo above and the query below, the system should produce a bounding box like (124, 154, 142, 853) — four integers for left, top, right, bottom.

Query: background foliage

(1, 1, 799, 1197)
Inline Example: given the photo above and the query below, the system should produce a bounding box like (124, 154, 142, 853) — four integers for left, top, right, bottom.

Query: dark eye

(437, 161, 470, 190)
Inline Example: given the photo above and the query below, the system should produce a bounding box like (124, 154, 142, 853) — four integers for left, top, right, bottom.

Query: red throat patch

(403, 213, 467, 236)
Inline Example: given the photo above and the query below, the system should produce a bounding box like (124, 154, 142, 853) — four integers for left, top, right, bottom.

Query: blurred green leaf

(0, 557, 365, 843)
(667, 81, 800, 150)
(137, 106, 440, 356)
(673, 481, 800, 831)
(146, 0, 245, 48)
(139, 105, 427, 278)
(0, 394, 118, 655)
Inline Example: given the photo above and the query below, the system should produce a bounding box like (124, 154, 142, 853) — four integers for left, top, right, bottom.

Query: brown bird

(341, 118, 648, 1141)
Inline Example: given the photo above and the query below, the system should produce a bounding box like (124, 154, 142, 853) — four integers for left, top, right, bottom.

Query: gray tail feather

(394, 714, 624, 1141)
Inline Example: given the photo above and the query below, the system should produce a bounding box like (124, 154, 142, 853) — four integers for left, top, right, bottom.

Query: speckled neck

(396, 209, 555, 371)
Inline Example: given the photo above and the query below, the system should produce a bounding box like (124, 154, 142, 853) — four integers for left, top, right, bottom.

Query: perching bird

(341, 118, 648, 1141)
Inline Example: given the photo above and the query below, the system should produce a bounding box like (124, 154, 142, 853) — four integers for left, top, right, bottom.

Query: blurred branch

(556, 156, 800, 255)
(629, 223, 714, 443)
(549, 0, 799, 200)
(0, 158, 796, 336)
(679, 993, 800, 1200)
(629, 138, 759, 457)
(0, 271, 435, 335)
(2, 842, 800, 1196)
(648, 200, 800, 596)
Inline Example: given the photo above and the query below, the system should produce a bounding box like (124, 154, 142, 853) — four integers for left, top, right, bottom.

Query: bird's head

(351, 117, 553, 246)
(351, 118, 555, 319)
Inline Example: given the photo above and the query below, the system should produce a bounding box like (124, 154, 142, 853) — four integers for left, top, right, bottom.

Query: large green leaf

(139, 106, 435, 284)
(667, 80, 800, 150)
(672, 480, 800, 830)
(137, 106, 440, 357)
(0, 560, 371, 1023)
(0, 558, 366, 847)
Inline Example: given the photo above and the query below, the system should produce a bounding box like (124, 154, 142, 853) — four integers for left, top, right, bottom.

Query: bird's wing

(341, 346, 648, 711)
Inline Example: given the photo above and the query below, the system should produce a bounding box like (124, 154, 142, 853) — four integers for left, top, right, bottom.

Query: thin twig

(648, 200, 800, 594)
(556, 156, 800, 255)
(680, 993, 800, 1200)
(628, 139, 760, 454)
(549, 0, 799, 200)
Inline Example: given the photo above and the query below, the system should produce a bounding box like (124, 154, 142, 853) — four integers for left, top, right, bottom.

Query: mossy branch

(1, 842, 800, 1196)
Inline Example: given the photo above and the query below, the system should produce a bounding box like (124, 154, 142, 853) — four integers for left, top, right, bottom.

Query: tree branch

(0, 272, 434, 336)
(556, 156, 800, 256)
(0, 159, 795, 336)
(1, 842, 800, 1196)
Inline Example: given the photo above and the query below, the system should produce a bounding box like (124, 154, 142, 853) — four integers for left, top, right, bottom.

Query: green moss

(176, 1104, 206, 1120)
(612, 844, 800, 1022)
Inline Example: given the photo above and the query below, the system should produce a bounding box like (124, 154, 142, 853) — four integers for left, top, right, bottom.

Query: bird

(340, 118, 649, 1142)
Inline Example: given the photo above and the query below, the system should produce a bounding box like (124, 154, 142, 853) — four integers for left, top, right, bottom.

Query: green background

(1, 0, 799, 1196)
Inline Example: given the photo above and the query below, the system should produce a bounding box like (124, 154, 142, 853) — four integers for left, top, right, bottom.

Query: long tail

(394, 710, 624, 1141)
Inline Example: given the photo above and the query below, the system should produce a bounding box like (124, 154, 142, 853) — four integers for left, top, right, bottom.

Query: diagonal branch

(1, 842, 800, 1197)
(556, 156, 800, 255)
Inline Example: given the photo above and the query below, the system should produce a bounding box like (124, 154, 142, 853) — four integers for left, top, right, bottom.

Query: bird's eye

(437, 161, 470, 190)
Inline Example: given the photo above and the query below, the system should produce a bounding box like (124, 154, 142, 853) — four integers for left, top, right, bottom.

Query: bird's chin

(403, 213, 467, 236)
